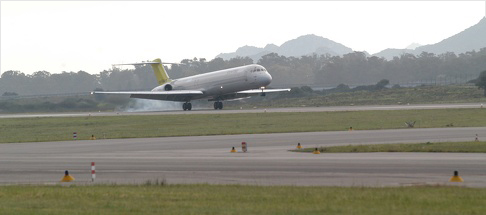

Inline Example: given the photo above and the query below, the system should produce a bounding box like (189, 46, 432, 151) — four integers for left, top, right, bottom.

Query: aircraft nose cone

(263, 72, 272, 85)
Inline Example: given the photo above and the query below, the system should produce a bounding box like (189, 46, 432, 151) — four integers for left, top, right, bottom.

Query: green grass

(297, 141, 486, 153)
(250, 85, 486, 108)
(0, 184, 485, 215)
(0, 108, 485, 143)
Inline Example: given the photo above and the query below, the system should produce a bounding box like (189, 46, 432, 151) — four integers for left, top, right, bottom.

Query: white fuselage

(151, 64, 272, 100)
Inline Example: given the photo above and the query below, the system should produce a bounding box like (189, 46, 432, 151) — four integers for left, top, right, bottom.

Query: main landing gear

(182, 102, 192, 111)
(214, 101, 223, 110)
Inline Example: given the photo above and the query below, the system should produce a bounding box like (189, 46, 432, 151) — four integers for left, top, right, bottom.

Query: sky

(1, 1, 485, 75)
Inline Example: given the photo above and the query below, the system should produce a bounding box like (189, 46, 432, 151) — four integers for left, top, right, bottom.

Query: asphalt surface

(0, 127, 485, 187)
(0, 103, 484, 118)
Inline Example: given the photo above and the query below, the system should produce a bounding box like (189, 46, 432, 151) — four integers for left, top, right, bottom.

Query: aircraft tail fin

(150, 58, 171, 85)
(113, 58, 174, 85)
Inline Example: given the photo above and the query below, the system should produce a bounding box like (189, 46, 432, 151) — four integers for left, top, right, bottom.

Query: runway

(0, 127, 485, 187)
(0, 102, 483, 118)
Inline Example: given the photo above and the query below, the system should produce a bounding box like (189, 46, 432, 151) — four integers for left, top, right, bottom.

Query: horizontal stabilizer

(113, 62, 180, 66)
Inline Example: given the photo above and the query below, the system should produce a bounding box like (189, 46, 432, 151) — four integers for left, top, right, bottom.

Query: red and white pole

(91, 162, 96, 182)
(73, 132, 77, 140)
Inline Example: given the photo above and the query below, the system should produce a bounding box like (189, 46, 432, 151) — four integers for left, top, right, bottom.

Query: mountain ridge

(216, 34, 354, 62)
(414, 17, 486, 55)
(374, 17, 486, 59)
(216, 17, 486, 62)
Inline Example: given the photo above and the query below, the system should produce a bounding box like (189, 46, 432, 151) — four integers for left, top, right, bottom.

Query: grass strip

(252, 85, 486, 108)
(0, 108, 485, 143)
(296, 141, 486, 153)
(0, 184, 485, 215)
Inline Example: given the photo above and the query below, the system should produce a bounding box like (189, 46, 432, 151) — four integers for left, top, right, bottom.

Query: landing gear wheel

(183, 102, 192, 111)
(213, 101, 223, 110)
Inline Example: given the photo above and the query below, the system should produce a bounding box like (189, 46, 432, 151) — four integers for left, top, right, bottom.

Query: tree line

(1, 48, 485, 96)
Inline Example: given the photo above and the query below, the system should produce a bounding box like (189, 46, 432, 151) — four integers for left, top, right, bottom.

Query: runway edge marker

(61, 170, 75, 182)
(449, 170, 464, 182)
(91, 162, 96, 182)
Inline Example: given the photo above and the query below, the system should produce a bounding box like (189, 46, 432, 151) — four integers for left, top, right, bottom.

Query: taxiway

(0, 127, 484, 187)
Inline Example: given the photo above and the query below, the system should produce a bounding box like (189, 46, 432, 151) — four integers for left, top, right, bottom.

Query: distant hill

(217, 18, 486, 62)
(373, 48, 414, 59)
(216, 34, 353, 62)
(405, 43, 422, 50)
(216, 45, 264, 60)
(374, 17, 486, 60)
(414, 17, 486, 55)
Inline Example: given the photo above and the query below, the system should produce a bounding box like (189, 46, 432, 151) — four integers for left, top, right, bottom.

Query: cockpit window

(250, 67, 267, 72)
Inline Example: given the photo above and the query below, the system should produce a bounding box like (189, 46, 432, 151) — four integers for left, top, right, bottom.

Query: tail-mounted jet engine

(163, 84, 172, 91)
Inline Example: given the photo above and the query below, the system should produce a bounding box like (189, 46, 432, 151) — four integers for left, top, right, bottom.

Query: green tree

(375, 79, 390, 90)
(475, 70, 486, 96)
(300, 86, 314, 93)
(2, 92, 18, 96)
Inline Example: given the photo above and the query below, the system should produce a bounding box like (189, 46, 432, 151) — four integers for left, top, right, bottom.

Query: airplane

(92, 58, 290, 111)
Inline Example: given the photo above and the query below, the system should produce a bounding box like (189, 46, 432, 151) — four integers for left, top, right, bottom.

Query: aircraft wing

(236, 88, 291, 94)
(91, 90, 203, 95)
(91, 90, 203, 102)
